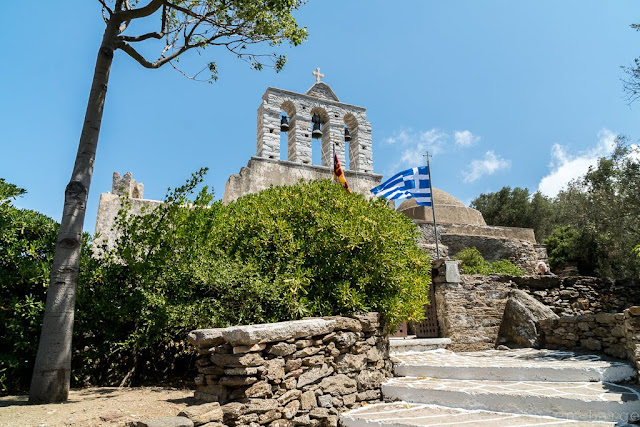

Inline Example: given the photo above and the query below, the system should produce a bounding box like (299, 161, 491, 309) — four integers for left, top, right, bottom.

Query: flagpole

(424, 152, 440, 259)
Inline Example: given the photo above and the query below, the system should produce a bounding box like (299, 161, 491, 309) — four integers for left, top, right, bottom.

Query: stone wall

(434, 274, 514, 352)
(513, 276, 640, 316)
(540, 307, 640, 372)
(222, 157, 382, 204)
(187, 314, 391, 426)
(414, 223, 541, 272)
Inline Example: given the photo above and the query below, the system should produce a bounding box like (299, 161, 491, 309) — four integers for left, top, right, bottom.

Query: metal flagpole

(424, 152, 440, 259)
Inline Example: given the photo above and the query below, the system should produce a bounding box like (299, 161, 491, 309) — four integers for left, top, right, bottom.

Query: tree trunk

(29, 19, 119, 404)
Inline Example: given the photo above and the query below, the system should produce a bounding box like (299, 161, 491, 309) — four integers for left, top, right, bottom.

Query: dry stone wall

(187, 314, 391, 426)
(513, 276, 640, 316)
(540, 307, 640, 372)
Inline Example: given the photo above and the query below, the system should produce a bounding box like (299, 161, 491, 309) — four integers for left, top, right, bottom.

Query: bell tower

(224, 69, 381, 203)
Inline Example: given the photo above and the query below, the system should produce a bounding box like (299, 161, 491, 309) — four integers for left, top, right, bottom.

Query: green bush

(72, 170, 431, 386)
(454, 247, 523, 276)
(0, 179, 58, 392)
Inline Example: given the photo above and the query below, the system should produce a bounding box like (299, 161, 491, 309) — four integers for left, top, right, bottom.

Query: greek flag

(370, 166, 432, 206)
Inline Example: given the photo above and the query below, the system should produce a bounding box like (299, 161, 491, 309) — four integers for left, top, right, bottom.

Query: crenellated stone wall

(187, 314, 391, 426)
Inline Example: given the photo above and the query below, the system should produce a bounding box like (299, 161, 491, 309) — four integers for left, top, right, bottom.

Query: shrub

(0, 179, 58, 392)
(73, 170, 431, 386)
(454, 247, 523, 276)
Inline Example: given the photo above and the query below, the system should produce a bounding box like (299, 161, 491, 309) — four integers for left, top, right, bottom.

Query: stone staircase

(341, 348, 640, 426)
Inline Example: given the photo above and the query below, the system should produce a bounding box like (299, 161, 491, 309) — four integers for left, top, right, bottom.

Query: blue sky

(1, 1, 639, 232)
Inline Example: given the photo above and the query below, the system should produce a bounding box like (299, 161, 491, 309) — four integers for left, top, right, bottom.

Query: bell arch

(344, 113, 359, 171)
(309, 106, 333, 167)
(279, 100, 296, 161)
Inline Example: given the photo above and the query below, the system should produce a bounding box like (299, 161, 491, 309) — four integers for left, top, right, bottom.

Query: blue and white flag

(370, 166, 432, 206)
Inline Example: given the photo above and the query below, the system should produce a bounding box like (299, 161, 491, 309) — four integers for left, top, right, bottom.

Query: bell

(311, 114, 323, 139)
(280, 115, 290, 132)
(344, 127, 351, 142)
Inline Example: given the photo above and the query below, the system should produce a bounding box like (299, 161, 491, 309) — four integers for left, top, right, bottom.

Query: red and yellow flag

(333, 154, 352, 194)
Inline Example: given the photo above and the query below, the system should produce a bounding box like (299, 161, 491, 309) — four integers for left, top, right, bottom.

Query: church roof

(305, 82, 340, 102)
(397, 188, 487, 226)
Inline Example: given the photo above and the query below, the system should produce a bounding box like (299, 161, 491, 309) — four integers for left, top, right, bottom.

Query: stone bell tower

(223, 68, 381, 203)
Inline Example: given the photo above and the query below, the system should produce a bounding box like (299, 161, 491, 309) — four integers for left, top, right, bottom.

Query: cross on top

(312, 67, 324, 84)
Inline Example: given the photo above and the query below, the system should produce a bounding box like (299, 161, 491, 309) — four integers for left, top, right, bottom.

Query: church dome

(397, 188, 486, 226)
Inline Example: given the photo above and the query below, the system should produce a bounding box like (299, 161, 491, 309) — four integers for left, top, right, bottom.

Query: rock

(220, 402, 244, 420)
(178, 403, 223, 426)
(195, 385, 227, 402)
(356, 370, 386, 389)
(317, 394, 333, 408)
(277, 389, 302, 405)
(302, 355, 324, 366)
(269, 342, 297, 356)
(294, 346, 322, 358)
(331, 316, 362, 332)
(300, 390, 317, 410)
(188, 329, 225, 348)
(581, 337, 602, 351)
(222, 319, 337, 346)
(342, 393, 357, 406)
(334, 353, 367, 373)
(224, 366, 259, 376)
(285, 359, 303, 371)
(497, 289, 558, 348)
(128, 417, 194, 427)
(100, 412, 123, 422)
(330, 332, 358, 349)
(291, 414, 311, 425)
(245, 398, 279, 413)
(259, 409, 282, 424)
(628, 306, 640, 316)
(283, 400, 301, 419)
(210, 352, 264, 367)
(319, 374, 357, 396)
(245, 380, 273, 398)
(365, 346, 384, 362)
(218, 376, 258, 386)
(595, 312, 616, 324)
(269, 420, 291, 427)
(351, 313, 380, 332)
(297, 364, 334, 388)
(356, 390, 380, 401)
(233, 343, 266, 354)
(264, 358, 286, 381)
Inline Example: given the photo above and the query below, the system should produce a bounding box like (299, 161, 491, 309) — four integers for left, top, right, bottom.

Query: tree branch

(116, 40, 196, 68)
(119, 0, 163, 21)
(97, 0, 113, 15)
(119, 32, 165, 42)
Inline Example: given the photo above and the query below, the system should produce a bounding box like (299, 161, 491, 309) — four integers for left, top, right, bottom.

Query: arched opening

(310, 106, 330, 166)
(344, 113, 359, 171)
(280, 100, 296, 161)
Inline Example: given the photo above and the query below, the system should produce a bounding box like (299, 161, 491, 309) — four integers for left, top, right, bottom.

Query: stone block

(335, 353, 367, 373)
(245, 380, 273, 398)
(218, 376, 258, 386)
(580, 337, 602, 351)
(269, 342, 297, 356)
(356, 370, 386, 390)
(351, 313, 380, 332)
(233, 343, 266, 354)
(210, 352, 264, 367)
(283, 400, 301, 419)
(319, 374, 357, 396)
(222, 319, 336, 346)
(444, 260, 461, 283)
(300, 390, 318, 410)
(317, 394, 333, 408)
(178, 403, 223, 426)
(188, 329, 225, 348)
(297, 364, 334, 388)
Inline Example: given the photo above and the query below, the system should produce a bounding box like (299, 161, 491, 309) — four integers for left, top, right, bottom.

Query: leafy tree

(622, 23, 640, 104)
(470, 186, 556, 241)
(551, 139, 640, 277)
(31, 0, 308, 403)
(0, 180, 58, 392)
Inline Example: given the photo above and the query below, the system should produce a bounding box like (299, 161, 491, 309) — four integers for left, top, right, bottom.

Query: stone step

(392, 349, 636, 383)
(381, 377, 640, 422)
(390, 338, 451, 355)
(341, 402, 621, 426)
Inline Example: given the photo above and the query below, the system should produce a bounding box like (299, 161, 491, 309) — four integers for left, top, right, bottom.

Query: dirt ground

(0, 387, 195, 427)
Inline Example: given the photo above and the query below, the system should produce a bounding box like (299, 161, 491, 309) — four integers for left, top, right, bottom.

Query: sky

(1, 1, 639, 233)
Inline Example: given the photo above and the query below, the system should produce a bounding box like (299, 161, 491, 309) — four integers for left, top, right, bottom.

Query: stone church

(95, 69, 544, 272)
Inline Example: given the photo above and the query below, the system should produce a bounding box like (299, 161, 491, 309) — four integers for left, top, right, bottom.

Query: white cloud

(384, 128, 449, 168)
(463, 151, 511, 183)
(537, 129, 617, 197)
(454, 130, 480, 147)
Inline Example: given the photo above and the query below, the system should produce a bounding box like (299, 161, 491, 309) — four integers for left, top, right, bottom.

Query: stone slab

(341, 402, 619, 426)
(382, 377, 640, 422)
(222, 318, 337, 346)
(389, 338, 451, 355)
(392, 349, 636, 383)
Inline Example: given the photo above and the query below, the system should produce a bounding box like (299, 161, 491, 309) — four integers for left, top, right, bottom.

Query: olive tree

(30, 0, 307, 404)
